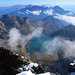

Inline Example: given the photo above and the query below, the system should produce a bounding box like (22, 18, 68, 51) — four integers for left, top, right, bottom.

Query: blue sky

(0, 0, 75, 6)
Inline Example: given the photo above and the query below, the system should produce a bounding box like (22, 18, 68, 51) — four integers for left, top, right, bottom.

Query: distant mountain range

(9, 5, 75, 22)
(0, 4, 26, 17)
(0, 4, 75, 22)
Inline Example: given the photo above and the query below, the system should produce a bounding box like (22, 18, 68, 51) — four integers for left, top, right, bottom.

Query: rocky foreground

(0, 47, 56, 75)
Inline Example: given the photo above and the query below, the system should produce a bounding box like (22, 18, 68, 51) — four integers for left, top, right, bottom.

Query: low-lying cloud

(8, 27, 43, 51)
(66, 12, 73, 15)
(18, 11, 25, 15)
(54, 13, 75, 25)
(42, 37, 75, 58)
(26, 10, 42, 15)
(8, 28, 21, 50)
(44, 9, 53, 15)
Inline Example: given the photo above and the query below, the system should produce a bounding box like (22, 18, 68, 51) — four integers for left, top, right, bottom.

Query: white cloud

(26, 10, 42, 15)
(67, 12, 73, 15)
(44, 9, 53, 15)
(42, 37, 75, 58)
(18, 11, 25, 15)
(31, 10, 42, 15)
(26, 10, 30, 14)
(54, 13, 75, 25)
(8, 27, 43, 51)
(8, 28, 21, 50)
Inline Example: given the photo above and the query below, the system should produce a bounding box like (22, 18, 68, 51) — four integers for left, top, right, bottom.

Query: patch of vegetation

(31, 53, 38, 63)
(42, 55, 54, 65)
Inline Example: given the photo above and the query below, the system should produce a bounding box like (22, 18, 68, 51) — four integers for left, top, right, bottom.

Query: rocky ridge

(0, 47, 56, 75)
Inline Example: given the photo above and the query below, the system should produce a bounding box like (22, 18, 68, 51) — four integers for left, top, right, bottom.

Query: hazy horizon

(0, 0, 75, 12)
(0, 3, 75, 12)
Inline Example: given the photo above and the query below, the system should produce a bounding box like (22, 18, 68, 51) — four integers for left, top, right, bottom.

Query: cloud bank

(8, 28, 21, 50)
(54, 13, 75, 25)
(8, 27, 43, 51)
(42, 37, 75, 58)
(18, 11, 25, 15)
(44, 9, 53, 15)
(26, 10, 42, 15)
(66, 12, 73, 15)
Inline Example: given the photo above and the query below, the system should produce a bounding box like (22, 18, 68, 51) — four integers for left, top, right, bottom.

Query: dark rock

(32, 65, 45, 74)
(68, 60, 75, 73)
(0, 47, 46, 75)
(0, 47, 23, 75)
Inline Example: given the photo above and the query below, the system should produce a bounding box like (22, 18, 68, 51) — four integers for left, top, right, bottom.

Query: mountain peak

(53, 6, 64, 10)
(26, 4, 34, 8)
(1, 14, 11, 18)
(53, 6, 66, 14)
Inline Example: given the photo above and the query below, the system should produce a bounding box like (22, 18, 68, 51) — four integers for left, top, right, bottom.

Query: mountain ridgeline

(0, 14, 39, 39)
(42, 16, 64, 36)
(51, 24, 75, 40)
(0, 4, 75, 22)
(9, 5, 74, 22)
(0, 14, 75, 40)
(0, 4, 26, 17)
(0, 14, 64, 39)
(1, 14, 75, 40)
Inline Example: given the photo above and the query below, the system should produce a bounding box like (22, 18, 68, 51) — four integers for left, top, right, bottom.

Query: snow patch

(23, 63, 38, 70)
(16, 70, 35, 75)
(16, 70, 50, 75)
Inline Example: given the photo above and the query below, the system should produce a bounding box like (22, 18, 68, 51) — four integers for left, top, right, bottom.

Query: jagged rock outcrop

(0, 47, 23, 75)
(0, 47, 46, 75)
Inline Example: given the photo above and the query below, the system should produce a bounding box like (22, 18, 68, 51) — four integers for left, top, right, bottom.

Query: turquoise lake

(26, 34, 53, 54)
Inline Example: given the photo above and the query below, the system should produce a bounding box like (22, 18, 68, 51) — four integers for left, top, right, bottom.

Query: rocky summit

(0, 47, 56, 75)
